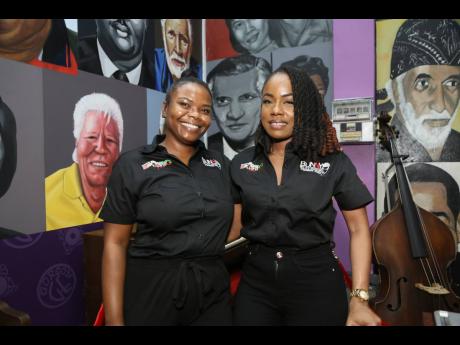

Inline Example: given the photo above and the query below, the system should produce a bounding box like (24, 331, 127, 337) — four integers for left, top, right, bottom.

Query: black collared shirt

(230, 144, 373, 250)
(100, 135, 237, 258)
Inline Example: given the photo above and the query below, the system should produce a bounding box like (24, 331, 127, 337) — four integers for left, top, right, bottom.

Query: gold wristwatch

(350, 288, 369, 302)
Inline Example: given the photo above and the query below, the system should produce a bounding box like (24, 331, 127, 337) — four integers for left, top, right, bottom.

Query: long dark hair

(256, 65, 340, 162)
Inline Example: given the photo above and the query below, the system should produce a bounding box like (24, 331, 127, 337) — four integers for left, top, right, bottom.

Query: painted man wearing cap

(379, 19, 460, 162)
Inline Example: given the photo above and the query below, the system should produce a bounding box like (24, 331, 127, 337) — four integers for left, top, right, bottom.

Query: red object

(29, 45, 78, 75)
(230, 270, 241, 296)
(93, 304, 105, 326)
(337, 259, 352, 289)
(205, 19, 239, 61)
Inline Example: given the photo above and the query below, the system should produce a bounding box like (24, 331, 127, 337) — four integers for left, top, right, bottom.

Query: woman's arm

(102, 222, 133, 326)
(227, 204, 242, 243)
(342, 207, 381, 326)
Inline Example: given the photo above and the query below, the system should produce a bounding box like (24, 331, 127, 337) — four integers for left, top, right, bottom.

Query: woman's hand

(346, 298, 381, 326)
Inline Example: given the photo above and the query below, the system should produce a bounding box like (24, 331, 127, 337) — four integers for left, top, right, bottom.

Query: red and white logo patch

(299, 161, 330, 175)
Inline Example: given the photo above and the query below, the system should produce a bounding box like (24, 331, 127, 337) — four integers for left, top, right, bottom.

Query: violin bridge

(415, 283, 450, 295)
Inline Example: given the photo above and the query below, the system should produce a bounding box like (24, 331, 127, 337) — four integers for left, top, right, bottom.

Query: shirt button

(275, 251, 283, 260)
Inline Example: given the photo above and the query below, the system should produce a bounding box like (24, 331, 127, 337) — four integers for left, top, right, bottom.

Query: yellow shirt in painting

(45, 163, 102, 231)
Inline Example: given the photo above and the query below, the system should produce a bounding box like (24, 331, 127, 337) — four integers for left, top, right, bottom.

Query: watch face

(359, 290, 369, 300)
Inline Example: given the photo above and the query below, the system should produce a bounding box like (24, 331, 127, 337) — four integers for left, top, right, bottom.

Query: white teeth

(270, 122, 286, 127)
(91, 162, 108, 167)
(182, 123, 199, 129)
(116, 29, 128, 38)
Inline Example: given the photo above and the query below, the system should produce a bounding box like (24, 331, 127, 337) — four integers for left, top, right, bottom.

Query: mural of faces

(95, 19, 147, 72)
(394, 65, 460, 151)
(162, 19, 192, 80)
(207, 54, 272, 156)
(272, 19, 332, 47)
(212, 69, 261, 145)
(75, 110, 121, 194)
(280, 55, 329, 102)
(226, 19, 277, 54)
(379, 162, 460, 244)
(376, 19, 460, 162)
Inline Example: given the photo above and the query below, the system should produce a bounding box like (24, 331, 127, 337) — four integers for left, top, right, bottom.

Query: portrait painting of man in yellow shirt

(45, 93, 123, 231)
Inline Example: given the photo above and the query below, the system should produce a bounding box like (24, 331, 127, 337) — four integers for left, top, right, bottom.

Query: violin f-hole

(387, 277, 408, 312)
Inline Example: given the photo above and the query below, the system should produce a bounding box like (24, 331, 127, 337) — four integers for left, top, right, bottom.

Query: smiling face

(212, 68, 261, 145)
(230, 19, 270, 54)
(261, 72, 295, 141)
(163, 82, 212, 145)
(76, 111, 120, 189)
(96, 19, 147, 71)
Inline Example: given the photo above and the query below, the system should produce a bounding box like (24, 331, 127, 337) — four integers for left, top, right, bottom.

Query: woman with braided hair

(228, 65, 381, 325)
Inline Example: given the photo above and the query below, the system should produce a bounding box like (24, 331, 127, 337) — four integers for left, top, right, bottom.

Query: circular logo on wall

(58, 228, 83, 255)
(3, 232, 44, 249)
(37, 263, 76, 309)
(0, 264, 18, 298)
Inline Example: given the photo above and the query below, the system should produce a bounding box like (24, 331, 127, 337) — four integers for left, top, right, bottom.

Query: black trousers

(124, 255, 232, 326)
(233, 243, 348, 326)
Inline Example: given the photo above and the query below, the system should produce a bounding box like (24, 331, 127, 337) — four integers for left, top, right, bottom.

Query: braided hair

(256, 65, 340, 162)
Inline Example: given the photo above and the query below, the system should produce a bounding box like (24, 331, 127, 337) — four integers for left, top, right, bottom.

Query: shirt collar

(141, 134, 206, 155)
(63, 162, 84, 199)
(96, 38, 142, 85)
(222, 136, 238, 160)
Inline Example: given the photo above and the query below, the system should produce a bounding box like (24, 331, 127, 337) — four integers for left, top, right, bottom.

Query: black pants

(233, 243, 348, 326)
(124, 256, 232, 325)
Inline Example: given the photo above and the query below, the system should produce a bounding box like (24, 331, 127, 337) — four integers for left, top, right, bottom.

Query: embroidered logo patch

(202, 157, 221, 169)
(142, 159, 172, 170)
(299, 161, 330, 176)
(240, 162, 263, 172)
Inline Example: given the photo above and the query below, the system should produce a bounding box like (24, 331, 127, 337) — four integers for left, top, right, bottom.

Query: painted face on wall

(411, 181, 455, 231)
(395, 65, 460, 150)
(280, 19, 307, 33)
(0, 19, 51, 62)
(76, 111, 120, 189)
(163, 19, 191, 80)
(212, 69, 261, 144)
(96, 19, 147, 72)
(261, 72, 295, 141)
(229, 19, 271, 54)
(163, 82, 212, 145)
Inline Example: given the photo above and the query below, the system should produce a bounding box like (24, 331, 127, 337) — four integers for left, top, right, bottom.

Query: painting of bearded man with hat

(376, 19, 460, 162)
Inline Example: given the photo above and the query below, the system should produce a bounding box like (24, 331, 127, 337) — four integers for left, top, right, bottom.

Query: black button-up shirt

(230, 144, 373, 250)
(100, 135, 237, 258)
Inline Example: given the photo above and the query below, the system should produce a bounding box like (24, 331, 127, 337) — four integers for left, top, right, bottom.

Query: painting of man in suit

(78, 19, 155, 88)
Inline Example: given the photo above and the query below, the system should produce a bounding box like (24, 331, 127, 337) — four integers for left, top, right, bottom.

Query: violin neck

(390, 140, 428, 258)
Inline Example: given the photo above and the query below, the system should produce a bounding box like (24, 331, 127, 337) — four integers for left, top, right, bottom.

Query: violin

(371, 111, 460, 325)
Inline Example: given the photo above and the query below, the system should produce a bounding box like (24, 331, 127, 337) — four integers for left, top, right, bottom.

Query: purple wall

(0, 223, 101, 325)
(332, 19, 376, 272)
